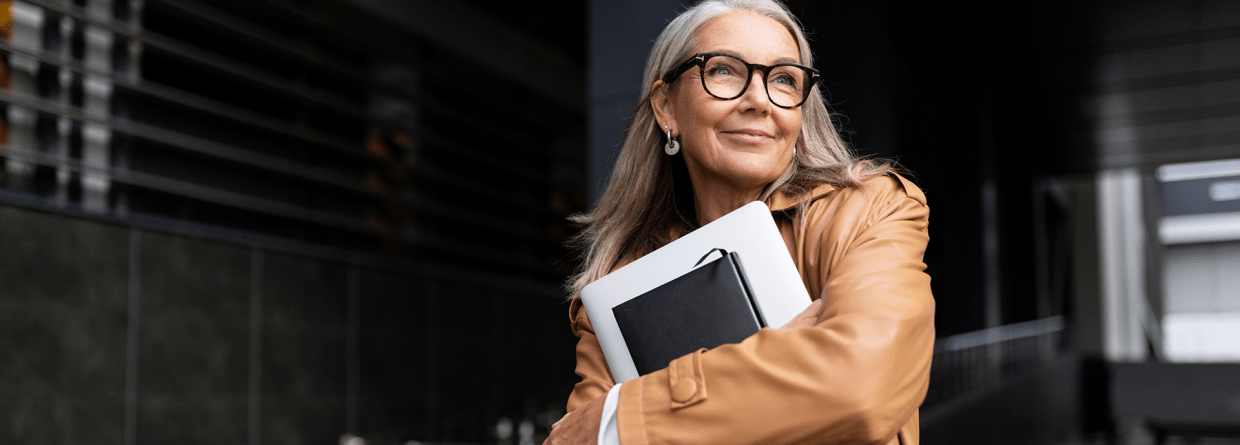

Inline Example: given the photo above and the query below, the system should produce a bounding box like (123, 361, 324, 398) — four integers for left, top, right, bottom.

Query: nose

(737, 68, 772, 114)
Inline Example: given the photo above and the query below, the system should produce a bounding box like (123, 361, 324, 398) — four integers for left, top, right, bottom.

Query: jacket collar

(766, 183, 836, 212)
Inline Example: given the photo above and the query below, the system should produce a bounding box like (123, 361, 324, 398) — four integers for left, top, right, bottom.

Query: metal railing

(924, 315, 1066, 408)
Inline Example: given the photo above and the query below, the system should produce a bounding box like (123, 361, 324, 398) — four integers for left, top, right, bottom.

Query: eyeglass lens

(701, 55, 808, 108)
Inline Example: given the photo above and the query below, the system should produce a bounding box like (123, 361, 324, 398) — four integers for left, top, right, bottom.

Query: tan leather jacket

(566, 174, 934, 444)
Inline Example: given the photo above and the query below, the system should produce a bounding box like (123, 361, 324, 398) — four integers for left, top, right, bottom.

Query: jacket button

(671, 379, 698, 403)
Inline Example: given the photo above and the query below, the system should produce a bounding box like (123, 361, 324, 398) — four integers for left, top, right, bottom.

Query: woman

(548, 0, 934, 443)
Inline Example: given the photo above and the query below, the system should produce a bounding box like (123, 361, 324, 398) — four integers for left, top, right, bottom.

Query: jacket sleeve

(565, 297, 616, 412)
(614, 175, 935, 445)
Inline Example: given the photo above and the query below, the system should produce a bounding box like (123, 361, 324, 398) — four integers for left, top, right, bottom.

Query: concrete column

(82, 4, 114, 212)
(1098, 168, 1156, 362)
(5, 1, 43, 189)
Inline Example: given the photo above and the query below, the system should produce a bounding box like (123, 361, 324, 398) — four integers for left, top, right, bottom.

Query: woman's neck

(692, 181, 766, 226)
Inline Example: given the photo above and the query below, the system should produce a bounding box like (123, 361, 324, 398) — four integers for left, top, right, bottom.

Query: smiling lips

(724, 128, 776, 143)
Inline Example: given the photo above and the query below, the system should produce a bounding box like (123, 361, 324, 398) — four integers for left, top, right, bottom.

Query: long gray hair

(567, 0, 889, 298)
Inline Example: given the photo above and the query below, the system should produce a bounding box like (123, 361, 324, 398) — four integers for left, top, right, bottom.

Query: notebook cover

(612, 252, 762, 376)
(580, 201, 813, 382)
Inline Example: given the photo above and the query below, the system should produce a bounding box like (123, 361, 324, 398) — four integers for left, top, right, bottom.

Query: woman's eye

(771, 73, 796, 86)
(709, 66, 733, 76)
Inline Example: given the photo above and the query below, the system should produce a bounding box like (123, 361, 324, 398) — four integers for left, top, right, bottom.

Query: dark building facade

(1, 0, 585, 443)
(4, 0, 1240, 444)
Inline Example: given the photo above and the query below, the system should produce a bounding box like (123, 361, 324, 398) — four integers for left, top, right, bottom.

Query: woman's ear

(650, 80, 677, 132)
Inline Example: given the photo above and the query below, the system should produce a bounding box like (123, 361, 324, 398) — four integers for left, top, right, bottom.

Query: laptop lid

(580, 201, 812, 382)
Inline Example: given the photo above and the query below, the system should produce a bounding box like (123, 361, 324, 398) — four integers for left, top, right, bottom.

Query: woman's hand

(545, 393, 605, 445)
(779, 298, 825, 330)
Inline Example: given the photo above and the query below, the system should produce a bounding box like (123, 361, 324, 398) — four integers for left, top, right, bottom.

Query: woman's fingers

(543, 394, 604, 444)
(551, 411, 570, 430)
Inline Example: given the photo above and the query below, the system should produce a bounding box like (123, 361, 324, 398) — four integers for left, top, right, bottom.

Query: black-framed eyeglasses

(662, 52, 820, 109)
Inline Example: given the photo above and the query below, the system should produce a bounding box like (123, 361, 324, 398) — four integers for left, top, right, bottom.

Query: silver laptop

(581, 201, 812, 383)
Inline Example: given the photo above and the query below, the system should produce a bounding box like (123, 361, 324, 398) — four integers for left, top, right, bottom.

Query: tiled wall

(0, 204, 577, 444)
(0, 205, 130, 442)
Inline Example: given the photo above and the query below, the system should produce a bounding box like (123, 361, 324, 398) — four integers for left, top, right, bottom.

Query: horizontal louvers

(0, 0, 584, 281)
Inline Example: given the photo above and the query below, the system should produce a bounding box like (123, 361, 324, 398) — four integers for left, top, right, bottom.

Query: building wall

(0, 0, 587, 442)
(0, 203, 576, 444)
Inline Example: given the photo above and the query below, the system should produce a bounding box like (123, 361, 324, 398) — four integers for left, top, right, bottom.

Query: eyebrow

(707, 49, 801, 65)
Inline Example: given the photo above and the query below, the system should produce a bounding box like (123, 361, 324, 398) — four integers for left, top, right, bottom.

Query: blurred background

(0, 0, 1237, 444)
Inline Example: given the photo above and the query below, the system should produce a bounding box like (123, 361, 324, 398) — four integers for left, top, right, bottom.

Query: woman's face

(653, 11, 803, 198)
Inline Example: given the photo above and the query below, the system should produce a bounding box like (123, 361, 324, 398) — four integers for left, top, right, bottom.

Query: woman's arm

(565, 298, 617, 412)
(614, 175, 934, 445)
(550, 291, 829, 445)
(545, 299, 617, 445)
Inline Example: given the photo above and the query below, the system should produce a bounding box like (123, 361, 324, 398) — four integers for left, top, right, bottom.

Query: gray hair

(567, 0, 887, 299)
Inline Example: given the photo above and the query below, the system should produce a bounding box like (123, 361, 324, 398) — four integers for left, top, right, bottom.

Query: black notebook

(611, 249, 766, 376)
(580, 201, 812, 383)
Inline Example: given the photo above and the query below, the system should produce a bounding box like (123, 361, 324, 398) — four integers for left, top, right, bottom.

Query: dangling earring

(664, 126, 680, 156)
